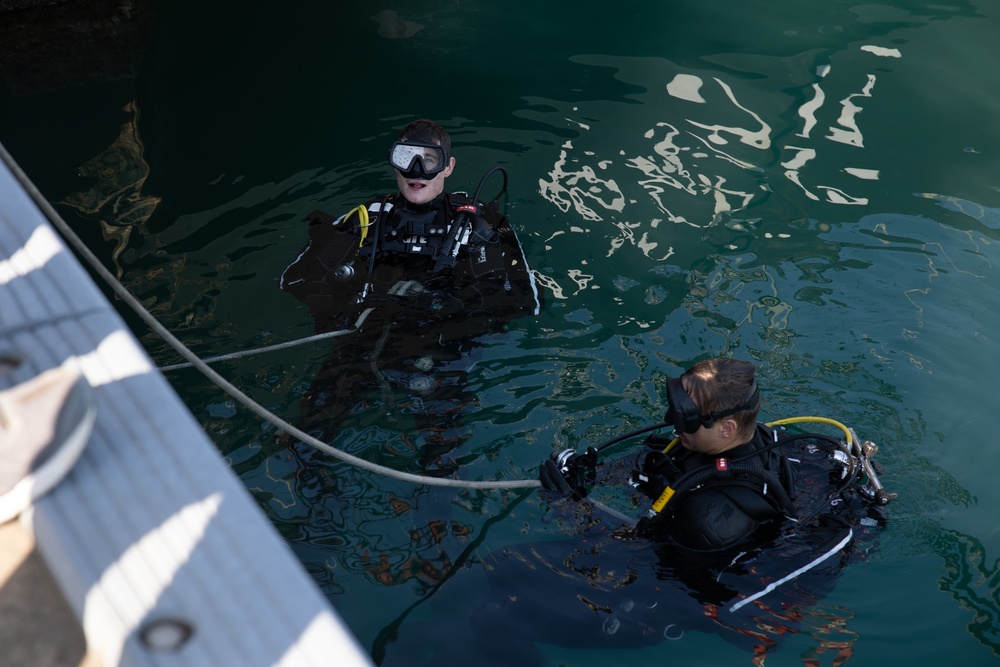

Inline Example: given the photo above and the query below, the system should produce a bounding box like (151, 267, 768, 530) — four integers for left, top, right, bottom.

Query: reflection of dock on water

(0, 145, 373, 665)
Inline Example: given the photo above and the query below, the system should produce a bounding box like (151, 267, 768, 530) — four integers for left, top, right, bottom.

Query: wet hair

(398, 119, 451, 157)
(682, 358, 760, 435)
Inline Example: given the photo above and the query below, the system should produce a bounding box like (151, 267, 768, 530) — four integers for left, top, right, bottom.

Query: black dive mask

(664, 376, 760, 434)
(389, 141, 448, 181)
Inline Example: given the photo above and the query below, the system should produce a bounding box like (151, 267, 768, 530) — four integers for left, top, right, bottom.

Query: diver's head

(666, 358, 760, 454)
(390, 119, 456, 205)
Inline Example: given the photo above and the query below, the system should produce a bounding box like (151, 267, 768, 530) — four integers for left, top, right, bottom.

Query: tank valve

(859, 440, 897, 505)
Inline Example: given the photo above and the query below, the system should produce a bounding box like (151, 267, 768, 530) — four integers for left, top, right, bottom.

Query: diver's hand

(539, 447, 598, 500)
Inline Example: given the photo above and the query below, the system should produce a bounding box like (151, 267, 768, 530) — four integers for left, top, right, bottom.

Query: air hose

(359, 195, 391, 302)
(767, 415, 853, 445)
(4, 142, 894, 508)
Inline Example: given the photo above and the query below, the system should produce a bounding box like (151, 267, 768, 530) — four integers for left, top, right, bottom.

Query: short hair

(398, 119, 451, 157)
(682, 358, 760, 434)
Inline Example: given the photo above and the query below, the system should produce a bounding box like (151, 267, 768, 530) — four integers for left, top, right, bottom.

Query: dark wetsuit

(635, 424, 795, 555)
(281, 191, 540, 334)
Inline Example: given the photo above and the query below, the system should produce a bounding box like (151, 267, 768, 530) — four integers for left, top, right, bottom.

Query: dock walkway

(0, 143, 373, 667)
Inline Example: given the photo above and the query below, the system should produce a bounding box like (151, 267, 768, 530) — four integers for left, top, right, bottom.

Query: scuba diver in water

(378, 357, 895, 666)
(539, 357, 895, 564)
(542, 357, 796, 556)
(280, 119, 540, 470)
(278, 120, 541, 588)
(281, 118, 540, 333)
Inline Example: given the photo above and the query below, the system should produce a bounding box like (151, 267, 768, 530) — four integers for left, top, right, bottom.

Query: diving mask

(664, 377, 760, 434)
(389, 141, 448, 180)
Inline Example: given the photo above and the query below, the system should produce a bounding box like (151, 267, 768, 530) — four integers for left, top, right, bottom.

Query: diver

(542, 358, 796, 555)
(540, 356, 895, 561)
(280, 118, 541, 335)
(280, 119, 541, 464)
(379, 358, 894, 666)
(279, 117, 541, 433)
(276, 120, 542, 588)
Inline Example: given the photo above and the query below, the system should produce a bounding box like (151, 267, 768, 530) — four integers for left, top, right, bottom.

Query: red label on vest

(716, 457, 728, 471)
(456, 205, 478, 213)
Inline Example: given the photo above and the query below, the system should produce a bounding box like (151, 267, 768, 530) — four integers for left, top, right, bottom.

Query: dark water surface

(4, 1, 1000, 664)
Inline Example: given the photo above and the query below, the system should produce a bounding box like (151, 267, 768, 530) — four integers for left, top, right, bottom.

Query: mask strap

(668, 377, 759, 433)
(703, 381, 759, 427)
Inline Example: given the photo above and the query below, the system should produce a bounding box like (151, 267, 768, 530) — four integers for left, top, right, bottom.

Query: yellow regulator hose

(353, 205, 371, 246)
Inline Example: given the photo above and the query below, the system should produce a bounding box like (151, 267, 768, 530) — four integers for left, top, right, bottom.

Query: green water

(4, 0, 1000, 664)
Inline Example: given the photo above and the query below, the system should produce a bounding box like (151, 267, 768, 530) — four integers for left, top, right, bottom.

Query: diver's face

(678, 421, 728, 455)
(396, 156, 455, 205)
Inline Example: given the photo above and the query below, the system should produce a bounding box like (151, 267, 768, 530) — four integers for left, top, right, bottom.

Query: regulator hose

(434, 165, 508, 271)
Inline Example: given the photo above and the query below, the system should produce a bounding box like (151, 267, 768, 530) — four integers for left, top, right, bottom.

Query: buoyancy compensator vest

(630, 424, 797, 553)
(357, 193, 498, 260)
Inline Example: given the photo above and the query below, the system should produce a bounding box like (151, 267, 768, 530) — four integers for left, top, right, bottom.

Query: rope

(584, 498, 637, 527)
(158, 308, 375, 371)
(1, 141, 541, 491)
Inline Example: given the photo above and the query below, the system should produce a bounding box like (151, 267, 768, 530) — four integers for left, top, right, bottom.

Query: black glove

(540, 458, 575, 497)
(539, 447, 598, 500)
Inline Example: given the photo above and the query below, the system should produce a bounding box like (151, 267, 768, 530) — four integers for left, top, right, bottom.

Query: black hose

(595, 421, 671, 452)
(476, 165, 509, 205)
(359, 195, 390, 301)
(434, 166, 509, 271)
